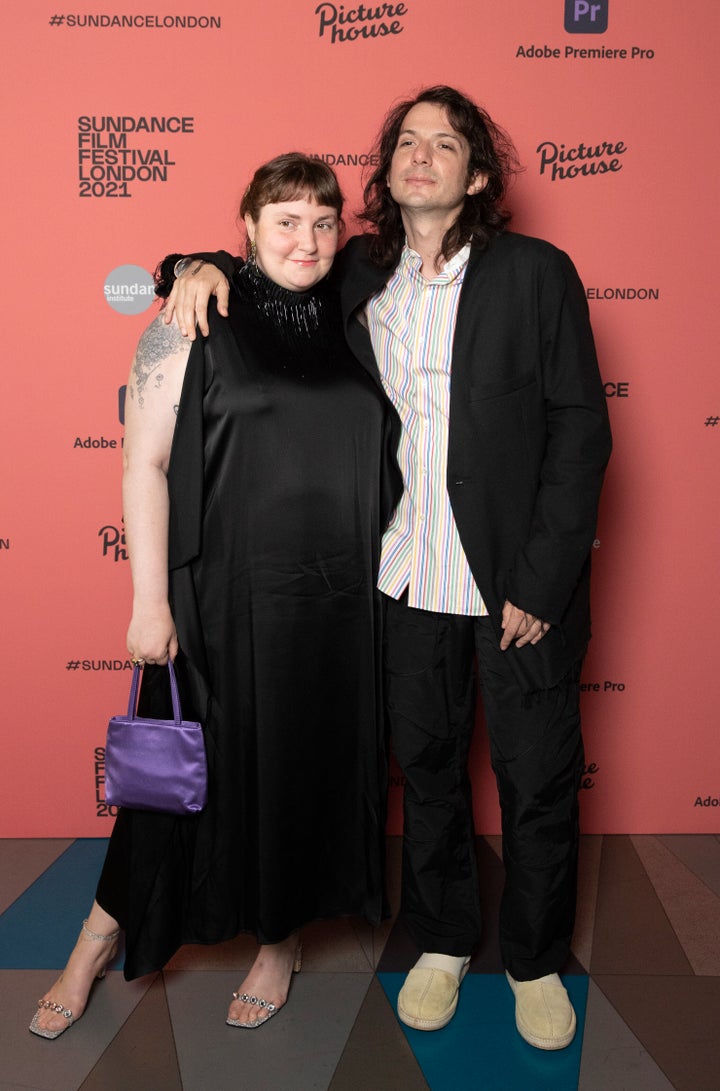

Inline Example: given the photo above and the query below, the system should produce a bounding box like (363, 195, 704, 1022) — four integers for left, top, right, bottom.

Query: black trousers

(383, 594, 584, 981)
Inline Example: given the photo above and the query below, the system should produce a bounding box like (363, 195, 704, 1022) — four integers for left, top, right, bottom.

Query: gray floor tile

(632, 835, 720, 975)
(164, 969, 372, 1091)
(0, 970, 154, 1091)
(0, 840, 73, 915)
(578, 979, 675, 1091)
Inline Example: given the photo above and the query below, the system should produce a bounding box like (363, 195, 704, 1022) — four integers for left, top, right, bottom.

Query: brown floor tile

(573, 834, 603, 971)
(591, 836, 692, 975)
(346, 836, 403, 970)
(471, 835, 506, 972)
(579, 979, 675, 1090)
(0, 839, 73, 915)
(632, 835, 720, 975)
(299, 918, 374, 971)
(594, 974, 720, 1091)
(483, 833, 503, 860)
(466, 831, 598, 971)
(164, 930, 257, 972)
(166, 918, 373, 978)
(79, 975, 182, 1091)
(328, 976, 429, 1091)
(657, 834, 720, 898)
(376, 916, 420, 973)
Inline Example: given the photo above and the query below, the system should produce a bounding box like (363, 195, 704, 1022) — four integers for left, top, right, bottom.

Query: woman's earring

(249, 240, 257, 266)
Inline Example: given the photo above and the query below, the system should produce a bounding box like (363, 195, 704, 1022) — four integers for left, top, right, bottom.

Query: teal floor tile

(378, 972, 587, 1091)
(0, 838, 124, 970)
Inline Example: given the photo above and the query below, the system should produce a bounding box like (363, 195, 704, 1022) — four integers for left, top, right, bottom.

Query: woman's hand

(127, 603, 178, 665)
(163, 261, 230, 340)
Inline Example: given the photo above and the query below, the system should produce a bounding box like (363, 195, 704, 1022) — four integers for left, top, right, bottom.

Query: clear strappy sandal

(226, 942, 303, 1029)
(29, 919, 120, 1040)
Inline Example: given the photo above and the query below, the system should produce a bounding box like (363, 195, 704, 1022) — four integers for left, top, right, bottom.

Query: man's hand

(500, 600, 551, 650)
(163, 261, 231, 339)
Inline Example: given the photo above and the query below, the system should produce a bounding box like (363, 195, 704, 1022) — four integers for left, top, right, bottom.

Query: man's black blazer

(336, 232, 612, 694)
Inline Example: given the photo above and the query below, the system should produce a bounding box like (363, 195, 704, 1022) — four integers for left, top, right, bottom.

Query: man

(165, 85, 611, 1049)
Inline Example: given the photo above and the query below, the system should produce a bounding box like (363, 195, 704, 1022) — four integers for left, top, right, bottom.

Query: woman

(30, 153, 401, 1037)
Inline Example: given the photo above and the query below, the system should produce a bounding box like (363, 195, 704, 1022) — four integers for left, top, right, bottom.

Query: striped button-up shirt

(367, 243, 487, 616)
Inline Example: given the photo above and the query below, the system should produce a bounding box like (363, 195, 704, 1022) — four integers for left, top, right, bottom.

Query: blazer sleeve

(504, 248, 612, 624)
(154, 250, 240, 298)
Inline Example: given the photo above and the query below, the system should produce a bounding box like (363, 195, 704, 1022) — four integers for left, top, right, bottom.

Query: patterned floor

(1, 834, 719, 1091)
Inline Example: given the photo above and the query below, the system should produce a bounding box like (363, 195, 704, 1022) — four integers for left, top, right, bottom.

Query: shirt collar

(400, 241, 471, 284)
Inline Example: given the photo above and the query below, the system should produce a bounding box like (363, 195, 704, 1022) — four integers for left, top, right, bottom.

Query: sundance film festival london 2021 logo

(78, 115, 194, 198)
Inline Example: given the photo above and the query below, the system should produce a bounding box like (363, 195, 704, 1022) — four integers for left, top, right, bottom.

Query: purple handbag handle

(127, 660, 182, 724)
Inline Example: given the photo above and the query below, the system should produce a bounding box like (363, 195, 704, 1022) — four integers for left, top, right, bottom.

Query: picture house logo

(564, 0, 608, 34)
(536, 138, 627, 181)
(315, 2, 408, 43)
(580, 762, 599, 790)
(99, 522, 128, 561)
(104, 265, 155, 315)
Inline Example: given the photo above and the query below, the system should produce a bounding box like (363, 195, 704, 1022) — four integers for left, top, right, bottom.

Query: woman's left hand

(127, 604, 178, 665)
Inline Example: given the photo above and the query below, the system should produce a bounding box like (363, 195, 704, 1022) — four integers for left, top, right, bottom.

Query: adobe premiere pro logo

(565, 0, 608, 33)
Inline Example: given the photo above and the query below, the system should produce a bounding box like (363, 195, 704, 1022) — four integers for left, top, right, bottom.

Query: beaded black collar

(232, 259, 330, 343)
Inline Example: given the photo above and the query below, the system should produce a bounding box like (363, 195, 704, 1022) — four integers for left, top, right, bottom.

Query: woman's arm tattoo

(132, 318, 188, 408)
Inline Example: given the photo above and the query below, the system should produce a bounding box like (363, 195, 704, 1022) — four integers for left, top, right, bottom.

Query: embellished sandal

(226, 943, 302, 1029)
(29, 919, 120, 1040)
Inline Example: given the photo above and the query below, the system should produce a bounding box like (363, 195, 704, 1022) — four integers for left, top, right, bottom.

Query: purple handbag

(105, 660, 207, 814)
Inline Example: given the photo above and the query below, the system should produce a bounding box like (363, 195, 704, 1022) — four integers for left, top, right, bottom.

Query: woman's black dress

(97, 264, 400, 979)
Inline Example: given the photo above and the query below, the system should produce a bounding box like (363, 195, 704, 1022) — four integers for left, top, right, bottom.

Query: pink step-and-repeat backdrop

(1, 1, 718, 836)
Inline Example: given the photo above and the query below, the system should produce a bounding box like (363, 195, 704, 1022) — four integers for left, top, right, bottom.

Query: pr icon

(565, 0, 608, 33)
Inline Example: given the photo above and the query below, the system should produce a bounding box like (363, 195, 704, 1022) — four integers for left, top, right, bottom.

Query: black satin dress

(97, 264, 401, 979)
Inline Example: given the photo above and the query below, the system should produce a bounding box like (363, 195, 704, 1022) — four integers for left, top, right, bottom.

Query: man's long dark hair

(360, 85, 519, 269)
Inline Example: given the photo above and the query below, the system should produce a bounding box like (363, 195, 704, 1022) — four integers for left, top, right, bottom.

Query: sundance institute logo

(104, 264, 155, 315)
(315, 2, 408, 43)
